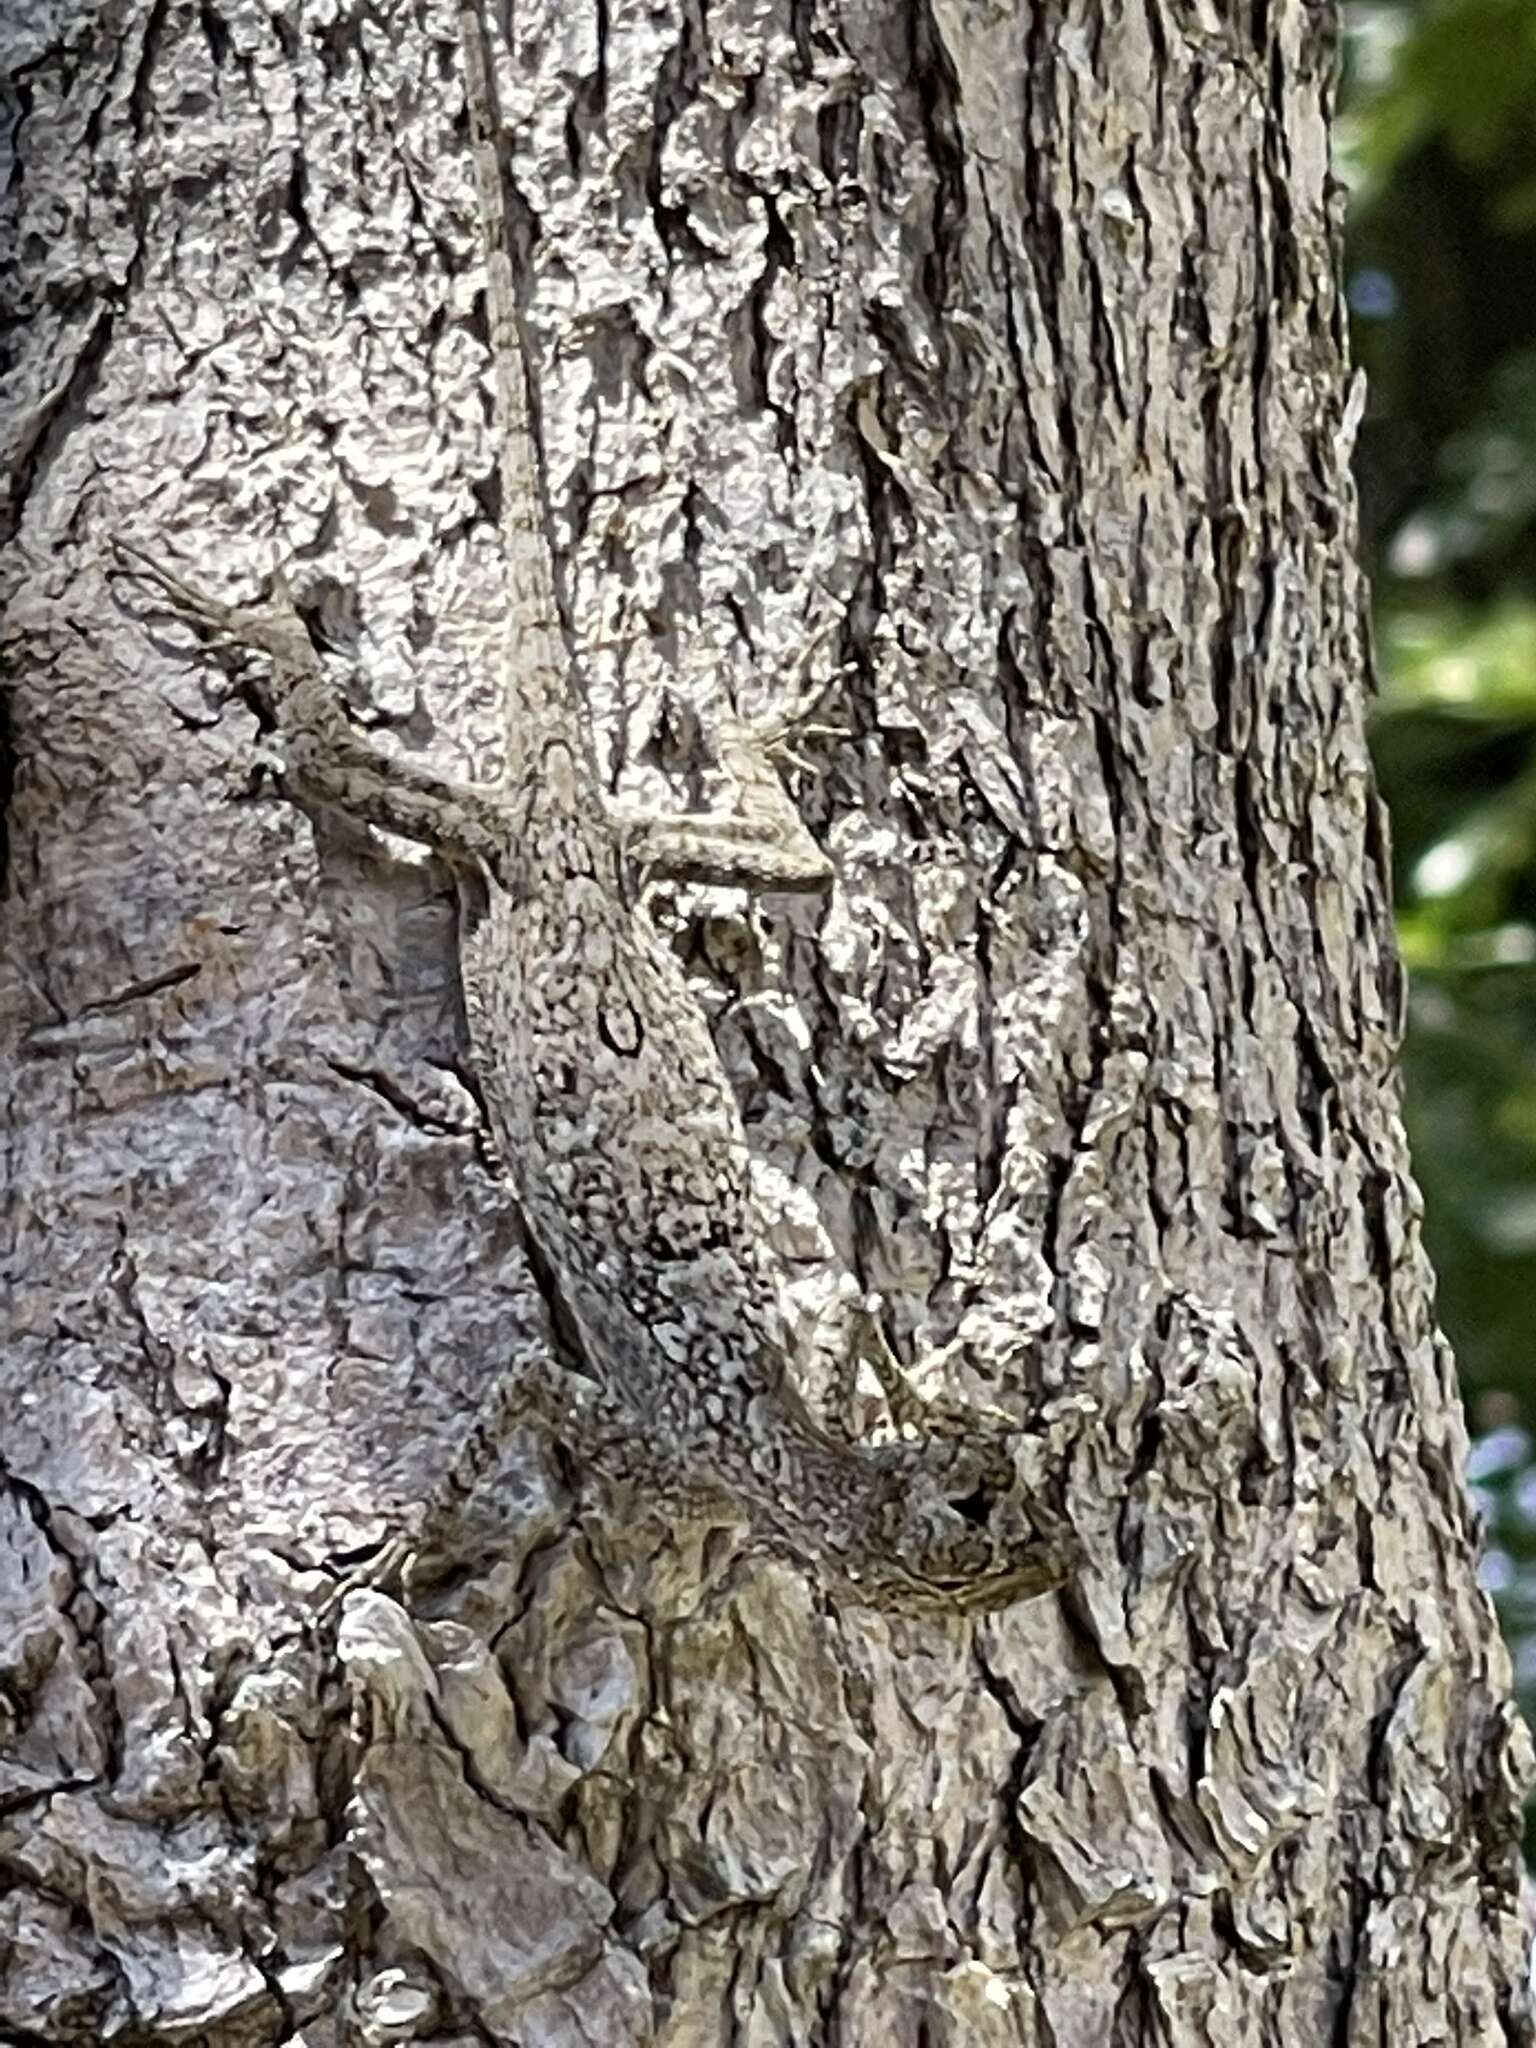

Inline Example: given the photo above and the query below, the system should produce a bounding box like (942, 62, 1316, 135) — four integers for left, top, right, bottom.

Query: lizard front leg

(612, 658, 841, 893)
(112, 540, 511, 880)
(612, 713, 833, 892)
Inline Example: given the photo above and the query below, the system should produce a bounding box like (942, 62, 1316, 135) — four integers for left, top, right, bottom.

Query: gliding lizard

(112, 0, 1078, 1613)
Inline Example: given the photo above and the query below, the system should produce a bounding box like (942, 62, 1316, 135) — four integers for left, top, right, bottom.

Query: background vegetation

(1343, 0, 1536, 1730)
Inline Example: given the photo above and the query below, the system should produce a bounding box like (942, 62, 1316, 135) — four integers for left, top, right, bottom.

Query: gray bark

(2, 0, 1531, 2043)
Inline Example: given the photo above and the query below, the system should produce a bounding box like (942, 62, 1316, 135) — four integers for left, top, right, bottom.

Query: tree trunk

(3, 0, 1531, 2042)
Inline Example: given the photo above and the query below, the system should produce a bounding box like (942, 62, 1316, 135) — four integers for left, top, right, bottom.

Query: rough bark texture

(2, 0, 1531, 2043)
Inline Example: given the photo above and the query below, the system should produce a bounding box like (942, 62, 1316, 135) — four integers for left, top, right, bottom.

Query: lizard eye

(946, 1485, 995, 1528)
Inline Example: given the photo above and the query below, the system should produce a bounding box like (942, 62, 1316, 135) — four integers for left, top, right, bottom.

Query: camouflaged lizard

(113, 0, 1077, 1613)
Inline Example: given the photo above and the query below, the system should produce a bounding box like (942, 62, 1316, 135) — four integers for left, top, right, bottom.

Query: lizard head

(844, 1438, 1081, 1615)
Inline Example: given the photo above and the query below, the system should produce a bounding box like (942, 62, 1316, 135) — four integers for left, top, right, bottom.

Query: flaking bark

(2, 0, 1531, 2043)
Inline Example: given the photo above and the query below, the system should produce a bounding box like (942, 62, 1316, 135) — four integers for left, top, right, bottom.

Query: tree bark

(2, 0, 1531, 2043)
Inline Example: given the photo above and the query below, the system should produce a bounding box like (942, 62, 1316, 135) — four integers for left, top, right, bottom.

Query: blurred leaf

(1497, 175, 1536, 234)
(1384, 353, 1536, 577)
(1377, 598, 1536, 710)
(1399, 0, 1536, 168)
(1345, 0, 1536, 196)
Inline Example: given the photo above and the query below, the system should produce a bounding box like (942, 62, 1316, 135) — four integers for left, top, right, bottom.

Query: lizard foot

(110, 536, 314, 669)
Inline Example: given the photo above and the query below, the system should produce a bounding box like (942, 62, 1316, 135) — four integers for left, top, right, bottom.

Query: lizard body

(113, 0, 1077, 1612)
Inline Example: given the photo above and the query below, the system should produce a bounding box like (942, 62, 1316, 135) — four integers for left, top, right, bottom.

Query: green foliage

(1374, 598, 1536, 1408)
(1345, 0, 1536, 218)
(1344, 0, 1536, 1718)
